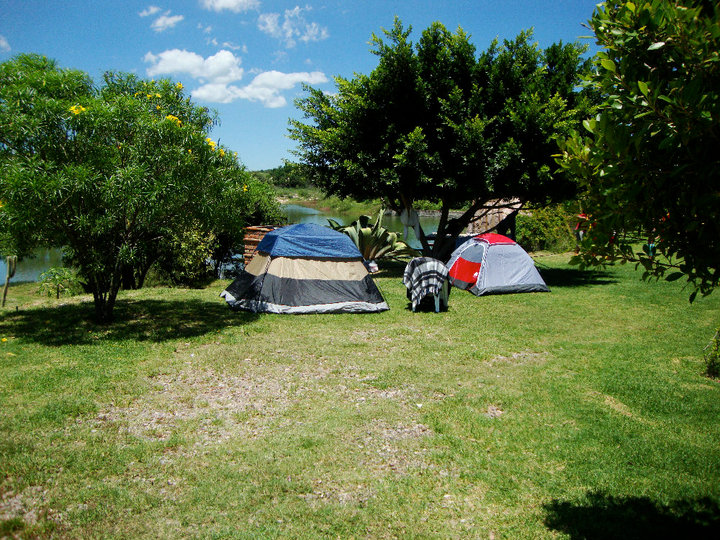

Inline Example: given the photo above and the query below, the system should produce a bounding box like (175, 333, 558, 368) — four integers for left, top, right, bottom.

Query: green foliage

(154, 225, 216, 288)
(291, 19, 593, 258)
(38, 267, 83, 298)
(0, 54, 282, 321)
(705, 328, 720, 379)
(557, 1, 720, 299)
(207, 170, 287, 276)
(328, 209, 419, 262)
(255, 161, 313, 188)
(516, 205, 576, 253)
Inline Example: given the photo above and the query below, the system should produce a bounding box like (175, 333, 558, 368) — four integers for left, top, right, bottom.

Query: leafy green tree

(0, 54, 282, 321)
(290, 19, 593, 258)
(265, 161, 313, 188)
(557, 1, 720, 300)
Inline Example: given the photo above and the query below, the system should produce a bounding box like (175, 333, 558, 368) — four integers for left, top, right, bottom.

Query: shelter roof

(474, 233, 517, 246)
(257, 223, 362, 259)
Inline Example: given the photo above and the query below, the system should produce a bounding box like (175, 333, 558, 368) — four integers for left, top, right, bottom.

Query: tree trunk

(121, 264, 136, 290)
(431, 203, 454, 260)
(90, 273, 121, 324)
(136, 262, 152, 290)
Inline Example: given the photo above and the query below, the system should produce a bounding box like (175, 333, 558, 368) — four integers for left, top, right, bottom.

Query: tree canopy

(290, 18, 593, 257)
(557, 0, 720, 300)
(0, 54, 283, 321)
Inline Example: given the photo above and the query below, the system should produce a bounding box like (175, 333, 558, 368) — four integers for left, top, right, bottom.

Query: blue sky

(0, 0, 600, 170)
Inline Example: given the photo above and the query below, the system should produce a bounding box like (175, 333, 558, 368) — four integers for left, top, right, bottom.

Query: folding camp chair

(402, 257, 450, 312)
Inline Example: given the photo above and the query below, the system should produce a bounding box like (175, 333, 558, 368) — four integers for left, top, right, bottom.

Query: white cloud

(258, 13, 280, 37)
(200, 0, 260, 13)
(258, 6, 329, 48)
(144, 49, 244, 84)
(139, 5, 161, 17)
(0, 35, 10, 53)
(273, 50, 289, 64)
(152, 12, 184, 32)
(221, 41, 245, 52)
(144, 47, 325, 107)
(198, 23, 213, 34)
(193, 70, 328, 107)
(300, 21, 328, 44)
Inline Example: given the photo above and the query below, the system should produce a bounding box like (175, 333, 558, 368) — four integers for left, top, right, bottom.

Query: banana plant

(328, 209, 419, 263)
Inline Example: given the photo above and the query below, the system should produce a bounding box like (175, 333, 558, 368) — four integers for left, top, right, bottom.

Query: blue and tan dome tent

(221, 223, 389, 314)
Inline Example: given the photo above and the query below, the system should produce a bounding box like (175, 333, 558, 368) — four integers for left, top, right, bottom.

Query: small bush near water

(37, 267, 83, 298)
(516, 204, 576, 253)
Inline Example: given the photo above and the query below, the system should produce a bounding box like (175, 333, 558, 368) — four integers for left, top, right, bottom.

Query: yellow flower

(176, 82, 183, 90)
(165, 114, 182, 126)
(243, 184, 248, 192)
(1, 338, 7, 342)
(156, 105, 161, 110)
(188, 149, 192, 154)
(69, 104, 86, 115)
(219, 149, 225, 157)
(155, 93, 161, 98)
(206, 137, 216, 150)
(146, 93, 153, 99)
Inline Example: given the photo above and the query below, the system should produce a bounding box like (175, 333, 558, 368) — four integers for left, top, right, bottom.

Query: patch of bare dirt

(85, 360, 438, 511)
(484, 351, 548, 366)
(350, 420, 433, 476)
(485, 404, 504, 418)
(0, 484, 65, 530)
(300, 420, 434, 507)
(90, 364, 333, 445)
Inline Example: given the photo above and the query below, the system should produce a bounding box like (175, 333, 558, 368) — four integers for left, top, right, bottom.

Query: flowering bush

(0, 54, 282, 321)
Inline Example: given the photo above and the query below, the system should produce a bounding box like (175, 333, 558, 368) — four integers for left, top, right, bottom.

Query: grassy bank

(275, 186, 382, 216)
(1, 255, 719, 538)
(275, 187, 469, 216)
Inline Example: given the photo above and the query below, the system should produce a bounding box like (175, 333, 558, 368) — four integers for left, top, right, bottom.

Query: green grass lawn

(1, 254, 719, 538)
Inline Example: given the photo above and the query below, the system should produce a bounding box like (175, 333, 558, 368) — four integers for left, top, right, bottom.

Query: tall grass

(1, 255, 718, 538)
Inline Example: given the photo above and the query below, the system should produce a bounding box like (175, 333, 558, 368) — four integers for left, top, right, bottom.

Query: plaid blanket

(403, 257, 450, 312)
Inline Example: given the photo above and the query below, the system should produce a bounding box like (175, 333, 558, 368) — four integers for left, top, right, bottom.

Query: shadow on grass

(544, 491, 720, 539)
(538, 267, 617, 288)
(375, 259, 409, 280)
(381, 260, 618, 290)
(0, 297, 258, 346)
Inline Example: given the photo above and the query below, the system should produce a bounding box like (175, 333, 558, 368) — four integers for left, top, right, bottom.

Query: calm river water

(0, 204, 440, 282)
(0, 248, 64, 284)
(281, 203, 439, 249)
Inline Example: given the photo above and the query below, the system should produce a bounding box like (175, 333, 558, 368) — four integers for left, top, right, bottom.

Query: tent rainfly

(221, 223, 389, 314)
(447, 233, 549, 296)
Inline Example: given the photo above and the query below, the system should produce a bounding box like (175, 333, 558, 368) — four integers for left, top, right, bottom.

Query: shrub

(705, 328, 720, 379)
(38, 267, 83, 298)
(154, 226, 216, 288)
(516, 205, 575, 253)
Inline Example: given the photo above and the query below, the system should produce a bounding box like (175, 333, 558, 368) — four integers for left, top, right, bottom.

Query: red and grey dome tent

(447, 233, 549, 296)
(221, 223, 389, 314)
